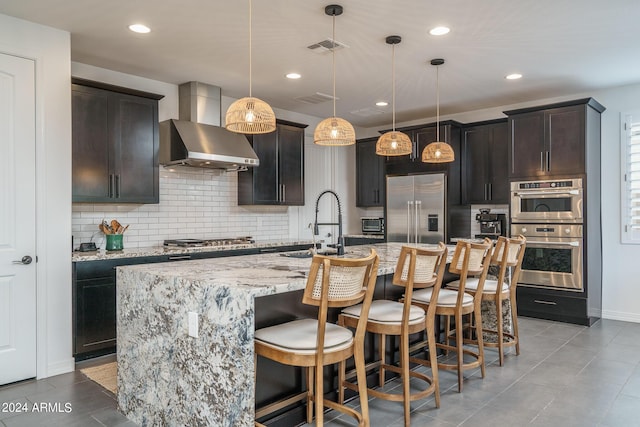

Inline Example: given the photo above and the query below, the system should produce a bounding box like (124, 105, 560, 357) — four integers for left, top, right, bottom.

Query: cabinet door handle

(168, 255, 192, 261)
(282, 184, 286, 203)
(488, 183, 492, 200)
(533, 299, 557, 305)
(109, 174, 115, 198)
(540, 152, 544, 171)
(484, 183, 487, 201)
(115, 175, 120, 198)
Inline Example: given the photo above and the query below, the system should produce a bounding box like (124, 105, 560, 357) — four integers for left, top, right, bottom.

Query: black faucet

(313, 190, 345, 256)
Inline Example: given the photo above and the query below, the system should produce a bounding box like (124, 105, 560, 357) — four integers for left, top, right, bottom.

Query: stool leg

(400, 331, 410, 427)
(474, 308, 485, 379)
(354, 344, 370, 427)
(315, 364, 324, 426)
(379, 333, 386, 387)
(306, 367, 313, 424)
(338, 359, 345, 404)
(511, 295, 521, 356)
(427, 319, 440, 408)
(455, 311, 464, 392)
(444, 315, 451, 356)
(496, 297, 504, 366)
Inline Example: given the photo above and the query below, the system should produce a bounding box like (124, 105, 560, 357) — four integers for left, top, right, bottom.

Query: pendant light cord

(249, 0, 253, 98)
(391, 43, 396, 131)
(436, 64, 440, 142)
(332, 13, 336, 118)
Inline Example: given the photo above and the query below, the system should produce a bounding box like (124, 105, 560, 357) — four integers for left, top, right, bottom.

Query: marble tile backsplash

(72, 166, 289, 249)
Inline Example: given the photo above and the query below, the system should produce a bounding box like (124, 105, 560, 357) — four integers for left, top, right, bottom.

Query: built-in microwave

(510, 178, 583, 224)
(361, 217, 384, 234)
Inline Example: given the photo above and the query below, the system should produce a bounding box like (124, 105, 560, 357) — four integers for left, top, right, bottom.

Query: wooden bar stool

(338, 244, 448, 427)
(411, 239, 492, 392)
(254, 249, 379, 427)
(449, 235, 526, 365)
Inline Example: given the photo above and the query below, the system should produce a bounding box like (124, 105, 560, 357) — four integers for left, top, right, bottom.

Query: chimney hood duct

(159, 82, 260, 170)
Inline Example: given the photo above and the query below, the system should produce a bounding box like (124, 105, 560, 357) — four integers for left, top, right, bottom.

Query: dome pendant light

(225, 0, 276, 134)
(313, 5, 356, 146)
(376, 35, 412, 156)
(422, 58, 455, 163)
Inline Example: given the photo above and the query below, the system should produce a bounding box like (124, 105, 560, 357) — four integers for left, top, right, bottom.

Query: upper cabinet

(505, 98, 605, 179)
(462, 120, 509, 204)
(356, 137, 385, 207)
(72, 78, 163, 203)
(238, 120, 307, 206)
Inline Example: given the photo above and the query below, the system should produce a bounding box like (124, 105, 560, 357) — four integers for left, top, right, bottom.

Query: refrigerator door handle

(415, 200, 421, 244)
(407, 201, 414, 243)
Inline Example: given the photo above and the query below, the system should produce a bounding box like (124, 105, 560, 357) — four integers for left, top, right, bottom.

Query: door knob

(13, 255, 33, 265)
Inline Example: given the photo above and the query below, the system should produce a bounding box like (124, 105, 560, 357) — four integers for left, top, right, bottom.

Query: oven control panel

(512, 178, 582, 191)
(511, 224, 583, 238)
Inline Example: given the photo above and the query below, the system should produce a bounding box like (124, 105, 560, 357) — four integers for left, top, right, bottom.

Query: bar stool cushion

(255, 319, 353, 355)
(447, 278, 509, 293)
(413, 287, 473, 307)
(342, 300, 425, 325)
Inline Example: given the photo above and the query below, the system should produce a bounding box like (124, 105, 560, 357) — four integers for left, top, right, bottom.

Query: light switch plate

(188, 312, 199, 338)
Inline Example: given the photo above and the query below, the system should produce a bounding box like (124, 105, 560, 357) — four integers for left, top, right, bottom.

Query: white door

(0, 53, 37, 385)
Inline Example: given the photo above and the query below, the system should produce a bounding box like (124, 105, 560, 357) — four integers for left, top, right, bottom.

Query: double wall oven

(510, 178, 584, 291)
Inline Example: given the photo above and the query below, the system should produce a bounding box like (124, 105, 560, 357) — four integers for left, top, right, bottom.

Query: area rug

(80, 361, 117, 394)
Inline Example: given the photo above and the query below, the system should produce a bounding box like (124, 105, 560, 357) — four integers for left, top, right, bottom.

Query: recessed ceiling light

(429, 26, 450, 36)
(286, 73, 301, 79)
(506, 73, 523, 80)
(376, 101, 389, 107)
(128, 24, 151, 34)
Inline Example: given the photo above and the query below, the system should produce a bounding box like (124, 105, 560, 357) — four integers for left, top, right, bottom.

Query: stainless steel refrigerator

(386, 173, 446, 244)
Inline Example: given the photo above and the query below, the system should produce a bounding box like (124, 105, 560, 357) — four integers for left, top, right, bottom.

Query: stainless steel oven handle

(513, 190, 580, 197)
(527, 240, 580, 247)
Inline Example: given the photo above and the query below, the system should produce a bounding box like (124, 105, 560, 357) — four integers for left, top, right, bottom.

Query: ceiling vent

(349, 107, 387, 117)
(307, 38, 348, 53)
(295, 92, 337, 104)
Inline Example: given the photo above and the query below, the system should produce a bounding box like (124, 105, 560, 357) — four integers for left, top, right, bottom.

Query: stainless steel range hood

(159, 82, 259, 170)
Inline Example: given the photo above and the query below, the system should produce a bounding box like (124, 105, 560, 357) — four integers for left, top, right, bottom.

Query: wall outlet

(188, 312, 199, 338)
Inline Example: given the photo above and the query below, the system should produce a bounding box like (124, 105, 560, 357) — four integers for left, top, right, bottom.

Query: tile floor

(1, 317, 640, 426)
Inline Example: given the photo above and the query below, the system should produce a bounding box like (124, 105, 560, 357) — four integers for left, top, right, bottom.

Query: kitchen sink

(279, 249, 350, 259)
(279, 251, 314, 259)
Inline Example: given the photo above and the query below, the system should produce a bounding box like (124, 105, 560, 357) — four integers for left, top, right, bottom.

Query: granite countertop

(71, 239, 315, 262)
(116, 242, 413, 298)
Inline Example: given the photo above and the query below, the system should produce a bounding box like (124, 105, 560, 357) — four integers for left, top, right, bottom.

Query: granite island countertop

(115, 242, 442, 427)
(72, 238, 316, 262)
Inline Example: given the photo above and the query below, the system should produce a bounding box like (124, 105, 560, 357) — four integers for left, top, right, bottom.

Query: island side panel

(116, 267, 256, 427)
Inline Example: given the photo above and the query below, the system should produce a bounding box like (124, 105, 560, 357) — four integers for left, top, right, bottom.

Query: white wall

(0, 14, 74, 378)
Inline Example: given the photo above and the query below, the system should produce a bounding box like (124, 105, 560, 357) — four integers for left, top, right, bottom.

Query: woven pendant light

(225, 0, 276, 134)
(313, 5, 356, 146)
(422, 59, 455, 163)
(376, 35, 412, 156)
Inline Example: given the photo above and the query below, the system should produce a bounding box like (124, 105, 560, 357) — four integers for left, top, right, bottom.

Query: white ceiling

(1, 0, 639, 128)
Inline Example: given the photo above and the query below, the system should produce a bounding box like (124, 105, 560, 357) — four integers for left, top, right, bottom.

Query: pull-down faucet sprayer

(313, 190, 344, 256)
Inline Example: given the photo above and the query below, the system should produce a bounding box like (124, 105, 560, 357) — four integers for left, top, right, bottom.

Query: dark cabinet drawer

(516, 286, 593, 325)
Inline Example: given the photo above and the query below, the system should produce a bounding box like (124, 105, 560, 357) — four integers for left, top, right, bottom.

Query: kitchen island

(116, 243, 410, 427)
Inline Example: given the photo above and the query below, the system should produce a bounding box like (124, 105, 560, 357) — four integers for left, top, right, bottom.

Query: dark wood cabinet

(72, 244, 313, 360)
(72, 78, 163, 203)
(462, 120, 509, 204)
(505, 99, 605, 179)
(356, 137, 385, 207)
(238, 120, 307, 206)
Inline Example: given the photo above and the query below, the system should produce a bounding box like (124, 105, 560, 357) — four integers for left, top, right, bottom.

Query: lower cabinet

(72, 244, 311, 360)
(516, 286, 597, 326)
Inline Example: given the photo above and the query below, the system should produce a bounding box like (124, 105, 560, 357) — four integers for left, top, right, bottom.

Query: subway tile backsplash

(72, 167, 289, 250)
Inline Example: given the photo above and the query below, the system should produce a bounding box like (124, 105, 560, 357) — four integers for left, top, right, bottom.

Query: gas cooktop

(163, 237, 255, 248)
